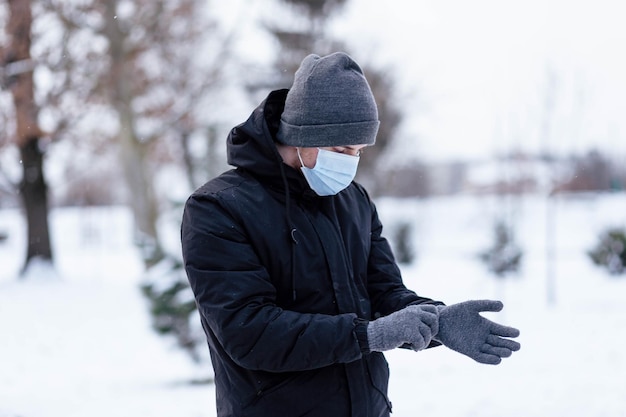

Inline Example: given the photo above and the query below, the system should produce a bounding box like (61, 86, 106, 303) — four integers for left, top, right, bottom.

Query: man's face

(298, 145, 367, 169)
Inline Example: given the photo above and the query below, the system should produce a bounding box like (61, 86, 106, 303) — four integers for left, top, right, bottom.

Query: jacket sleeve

(182, 193, 364, 372)
(365, 197, 444, 318)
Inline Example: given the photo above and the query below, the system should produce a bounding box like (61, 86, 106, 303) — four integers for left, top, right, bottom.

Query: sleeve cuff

(353, 318, 371, 354)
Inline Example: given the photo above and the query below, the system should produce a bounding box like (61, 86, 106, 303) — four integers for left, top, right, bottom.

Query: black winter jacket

(182, 89, 441, 417)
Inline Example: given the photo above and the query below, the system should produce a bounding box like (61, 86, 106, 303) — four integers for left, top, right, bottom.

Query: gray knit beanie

(276, 52, 380, 147)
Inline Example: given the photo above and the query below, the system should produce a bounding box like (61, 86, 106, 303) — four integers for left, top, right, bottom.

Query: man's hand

(436, 300, 520, 364)
(367, 304, 439, 352)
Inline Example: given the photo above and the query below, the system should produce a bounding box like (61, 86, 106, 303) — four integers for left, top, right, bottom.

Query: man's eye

(333, 147, 361, 156)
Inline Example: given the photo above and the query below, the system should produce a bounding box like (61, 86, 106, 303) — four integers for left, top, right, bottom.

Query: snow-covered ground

(1, 194, 625, 417)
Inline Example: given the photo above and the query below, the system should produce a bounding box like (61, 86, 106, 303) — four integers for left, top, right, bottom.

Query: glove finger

(416, 321, 433, 341)
(490, 323, 521, 338)
(416, 304, 439, 314)
(407, 342, 423, 352)
(487, 334, 521, 352)
(481, 343, 513, 358)
(417, 309, 439, 329)
(473, 352, 502, 365)
(470, 299, 503, 313)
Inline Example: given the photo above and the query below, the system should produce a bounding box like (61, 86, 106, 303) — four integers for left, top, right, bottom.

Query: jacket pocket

(366, 352, 393, 413)
(246, 366, 349, 416)
(250, 371, 300, 404)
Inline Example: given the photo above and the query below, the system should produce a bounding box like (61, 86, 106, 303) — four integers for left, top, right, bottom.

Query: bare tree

(99, 0, 164, 264)
(263, 0, 349, 84)
(2, 0, 53, 275)
(35, 0, 229, 266)
(558, 150, 614, 192)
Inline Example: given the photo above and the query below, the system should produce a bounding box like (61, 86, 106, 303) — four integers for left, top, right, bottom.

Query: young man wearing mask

(182, 52, 520, 417)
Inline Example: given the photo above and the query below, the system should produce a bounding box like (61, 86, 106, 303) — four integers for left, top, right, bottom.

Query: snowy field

(1, 194, 625, 417)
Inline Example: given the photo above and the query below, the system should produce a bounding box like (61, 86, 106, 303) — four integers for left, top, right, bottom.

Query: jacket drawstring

(277, 157, 299, 301)
(266, 93, 298, 301)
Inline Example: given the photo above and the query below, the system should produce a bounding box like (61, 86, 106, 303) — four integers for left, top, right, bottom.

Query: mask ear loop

(297, 147, 325, 169)
(296, 147, 306, 168)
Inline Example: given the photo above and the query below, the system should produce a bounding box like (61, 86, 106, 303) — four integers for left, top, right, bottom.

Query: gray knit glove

(367, 304, 439, 352)
(436, 300, 520, 365)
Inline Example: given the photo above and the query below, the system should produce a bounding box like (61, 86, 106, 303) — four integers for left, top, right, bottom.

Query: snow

(1, 195, 626, 417)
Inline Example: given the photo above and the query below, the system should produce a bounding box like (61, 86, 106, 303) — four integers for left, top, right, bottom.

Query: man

(182, 52, 520, 417)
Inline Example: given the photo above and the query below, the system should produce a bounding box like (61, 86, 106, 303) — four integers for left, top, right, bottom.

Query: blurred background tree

(2, 0, 53, 276)
(2, 0, 235, 361)
(2, 0, 233, 270)
(588, 227, 626, 276)
(29, 0, 231, 267)
(479, 220, 523, 278)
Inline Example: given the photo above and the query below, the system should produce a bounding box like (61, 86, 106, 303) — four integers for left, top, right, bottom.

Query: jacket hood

(226, 89, 341, 203)
(227, 90, 286, 175)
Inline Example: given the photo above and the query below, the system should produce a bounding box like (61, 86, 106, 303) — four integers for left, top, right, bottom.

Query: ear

(276, 144, 300, 169)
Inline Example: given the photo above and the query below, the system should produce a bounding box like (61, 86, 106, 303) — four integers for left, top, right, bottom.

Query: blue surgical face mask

(297, 148, 360, 196)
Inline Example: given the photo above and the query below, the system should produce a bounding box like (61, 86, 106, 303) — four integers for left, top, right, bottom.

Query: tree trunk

(118, 108, 164, 266)
(5, 0, 54, 274)
(19, 139, 53, 267)
(102, 0, 163, 267)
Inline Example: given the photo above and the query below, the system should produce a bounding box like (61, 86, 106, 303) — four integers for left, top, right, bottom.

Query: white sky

(219, 0, 626, 162)
(332, 0, 626, 161)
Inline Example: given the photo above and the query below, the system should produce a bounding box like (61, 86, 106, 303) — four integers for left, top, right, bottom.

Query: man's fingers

(487, 334, 521, 351)
(418, 310, 439, 328)
(490, 323, 521, 338)
(407, 304, 439, 332)
(481, 343, 513, 358)
(415, 321, 433, 341)
(470, 299, 503, 313)
(416, 304, 439, 315)
(474, 352, 502, 365)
